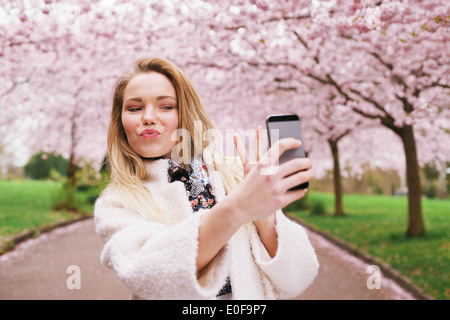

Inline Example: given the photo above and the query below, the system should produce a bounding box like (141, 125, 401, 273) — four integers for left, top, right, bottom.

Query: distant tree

(24, 152, 68, 180)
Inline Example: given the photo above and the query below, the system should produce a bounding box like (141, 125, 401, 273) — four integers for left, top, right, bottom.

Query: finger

(233, 132, 249, 165)
(282, 188, 308, 206)
(255, 125, 263, 162)
(278, 158, 312, 178)
(261, 137, 301, 167)
(280, 168, 313, 192)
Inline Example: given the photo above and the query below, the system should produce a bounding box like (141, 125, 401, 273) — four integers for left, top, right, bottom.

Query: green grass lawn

(0, 180, 99, 240)
(288, 192, 450, 300)
(1, 180, 448, 299)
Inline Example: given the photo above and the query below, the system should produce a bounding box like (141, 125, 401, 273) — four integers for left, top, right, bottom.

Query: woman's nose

(142, 106, 157, 126)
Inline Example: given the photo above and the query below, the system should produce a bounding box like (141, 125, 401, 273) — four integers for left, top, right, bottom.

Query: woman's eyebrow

(156, 95, 176, 101)
(124, 96, 176, 102)
(125, 97, 142, 103)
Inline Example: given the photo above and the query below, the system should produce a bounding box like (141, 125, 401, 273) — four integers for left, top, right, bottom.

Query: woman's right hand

(227, 137, 313, 225)
(196, 137, 312, 272)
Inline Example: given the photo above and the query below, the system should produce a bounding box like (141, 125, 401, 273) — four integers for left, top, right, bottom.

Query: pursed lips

(140, 128, 160, 138)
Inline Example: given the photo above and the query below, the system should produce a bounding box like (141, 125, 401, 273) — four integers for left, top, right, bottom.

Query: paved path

(0, 219, 415, 300)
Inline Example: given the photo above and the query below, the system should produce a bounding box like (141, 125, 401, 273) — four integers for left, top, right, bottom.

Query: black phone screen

(266, 114, 309, 190)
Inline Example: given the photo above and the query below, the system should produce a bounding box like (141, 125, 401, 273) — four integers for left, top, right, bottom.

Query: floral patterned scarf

(167, 157, 231, 297)
(167, 158, 216, 211)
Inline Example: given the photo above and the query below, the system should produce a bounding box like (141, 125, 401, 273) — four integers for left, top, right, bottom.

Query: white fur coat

(94, 149, 318, 300)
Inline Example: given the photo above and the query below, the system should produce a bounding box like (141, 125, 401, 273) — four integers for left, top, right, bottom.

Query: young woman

(94, 57, 318, 300)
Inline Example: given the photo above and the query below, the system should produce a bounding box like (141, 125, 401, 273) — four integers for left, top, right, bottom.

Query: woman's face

(121, 72, 179, 159)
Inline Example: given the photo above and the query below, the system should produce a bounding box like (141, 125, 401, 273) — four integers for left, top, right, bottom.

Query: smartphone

(266, 114, 309, 190)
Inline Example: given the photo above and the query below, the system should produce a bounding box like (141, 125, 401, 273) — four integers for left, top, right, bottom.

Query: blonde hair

(102, 57, 240, 224)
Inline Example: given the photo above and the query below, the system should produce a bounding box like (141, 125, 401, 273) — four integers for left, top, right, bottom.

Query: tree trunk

(329, 139, 344, 217)
(437, 160, 447, 199)
(66, 151, 77, 210)
(399, 125, 425, 237)
(65, 120, 77, 212)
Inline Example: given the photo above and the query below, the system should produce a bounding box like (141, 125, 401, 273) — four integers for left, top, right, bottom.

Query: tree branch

(293, 30, 308, 49)
(325, 74, 352, 103)
(7, 34, 71, 48)
(293, 30, 320, 63)
(334, 128, 352, 142)
(262, 15, 310, 24)
(213, 14, 311, 31)
(0, 78, 28, 99)
(428, 80, 450, 89)
(371, 52, 393, 70)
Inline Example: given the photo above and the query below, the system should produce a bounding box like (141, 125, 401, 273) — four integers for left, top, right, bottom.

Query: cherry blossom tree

(1, 0, 448, 236)
(193, 0, 449, 236)
(296, 0, 449, 236)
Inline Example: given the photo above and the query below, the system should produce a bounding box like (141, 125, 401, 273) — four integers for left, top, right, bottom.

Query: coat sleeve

(94, 197, 230, 300)
(248, 209, 319, 299)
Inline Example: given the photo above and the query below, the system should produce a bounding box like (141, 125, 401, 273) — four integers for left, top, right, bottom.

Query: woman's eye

(162, 106, 174, 110)
(128, 107, 142, 112)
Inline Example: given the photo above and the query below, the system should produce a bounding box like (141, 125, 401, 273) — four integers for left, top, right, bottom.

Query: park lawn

(1, 180, 448, 299)
(0, 180, 98, 240)
(289, 192, 450, 300)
